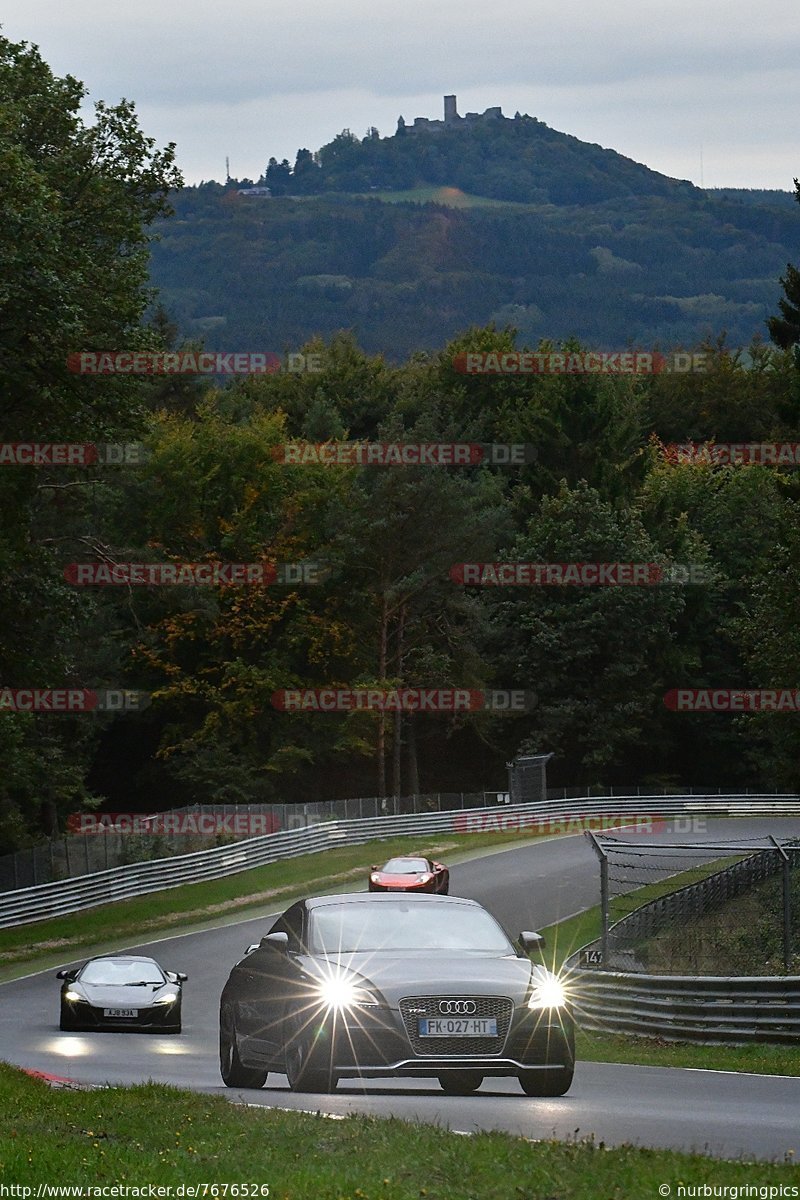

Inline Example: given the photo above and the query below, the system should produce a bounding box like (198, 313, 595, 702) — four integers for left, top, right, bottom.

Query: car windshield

(309, 902, 513, 955)
(381, 857, 429, 874)
(79, 960, 165, 986)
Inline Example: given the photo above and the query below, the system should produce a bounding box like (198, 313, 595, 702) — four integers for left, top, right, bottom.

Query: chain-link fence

(1, 785, 794, 894)
(584, 834, 800, 975)
(0, 791, 504, 892)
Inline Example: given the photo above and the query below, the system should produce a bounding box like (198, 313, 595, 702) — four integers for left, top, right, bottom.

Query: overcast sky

(3, 0, 800, 191)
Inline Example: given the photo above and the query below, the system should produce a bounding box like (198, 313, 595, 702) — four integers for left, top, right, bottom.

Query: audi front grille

(399, 995, 514, 1057)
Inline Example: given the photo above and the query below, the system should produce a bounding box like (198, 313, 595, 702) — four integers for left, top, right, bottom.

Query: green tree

(0, 34, 181, 847)
(490, 482, 684, 781)
(767, 175, 800, 351)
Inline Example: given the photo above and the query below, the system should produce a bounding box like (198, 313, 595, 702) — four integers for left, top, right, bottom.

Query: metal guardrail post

(770, 837, 792, 972)
(586, 831, 609, 968)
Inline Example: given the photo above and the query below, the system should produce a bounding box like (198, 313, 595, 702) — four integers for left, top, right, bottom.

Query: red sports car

(368, 855, 449, 894)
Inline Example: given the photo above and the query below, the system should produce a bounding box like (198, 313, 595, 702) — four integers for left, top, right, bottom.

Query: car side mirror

(261, 932, 289, 952)
(166, 971, 188, 982)
(56, 969, 76, 980)
(519, 931, 545, 955)
(370, 864, 379, 871)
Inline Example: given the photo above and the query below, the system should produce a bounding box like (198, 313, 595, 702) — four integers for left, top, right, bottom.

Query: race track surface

(2, 817, 798, 1161)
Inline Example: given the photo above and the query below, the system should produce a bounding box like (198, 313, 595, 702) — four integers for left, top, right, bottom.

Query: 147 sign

(579, 948, 603, 966)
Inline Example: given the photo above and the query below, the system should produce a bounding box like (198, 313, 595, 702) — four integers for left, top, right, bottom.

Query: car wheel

(441, 876, 449, 895)
(219, 1010, 267, 1088)
(518, 1064, 574, 1096)
(437, 1071, 483, 1095)
(285, 1031, 338, 1093)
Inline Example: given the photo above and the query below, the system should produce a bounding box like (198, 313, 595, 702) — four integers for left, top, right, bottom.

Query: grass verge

(0, 829, 553, 978)
(540, 856, 800, 1076)
(0, 1064, 796, 1194)
(539, 856, 746, 971)
(575, 1028, 800, 1076)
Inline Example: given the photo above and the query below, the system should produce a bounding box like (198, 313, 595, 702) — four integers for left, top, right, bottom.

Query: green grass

(540, 856, 745, 971)
(538, 855, 800, 1074)
(355, 185, 529, 209)
(0, 1064, 796, 1193)
(0, 828, 554, 980)
(576, 1029, 800, 1076)
(638, 870, 800, 976)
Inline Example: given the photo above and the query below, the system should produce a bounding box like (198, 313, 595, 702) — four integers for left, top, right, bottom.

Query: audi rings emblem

(438, 999, 477, 1015)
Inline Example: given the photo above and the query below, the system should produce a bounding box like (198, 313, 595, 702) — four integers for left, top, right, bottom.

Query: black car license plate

(419, 1017, 497, 1036)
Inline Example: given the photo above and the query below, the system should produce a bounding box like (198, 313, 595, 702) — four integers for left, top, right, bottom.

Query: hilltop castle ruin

(397, 95, 505, 135)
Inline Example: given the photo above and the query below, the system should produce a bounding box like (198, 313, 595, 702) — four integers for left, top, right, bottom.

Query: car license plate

(419, 1017, 497, 1037)
(103, 1008, 138, 1017)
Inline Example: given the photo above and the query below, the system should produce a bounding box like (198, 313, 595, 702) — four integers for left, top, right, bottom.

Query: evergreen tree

(767, 177, 800, 351)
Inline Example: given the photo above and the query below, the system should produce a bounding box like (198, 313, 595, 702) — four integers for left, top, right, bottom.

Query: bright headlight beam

(528, 975, 567, 1008)
(315, 974, 378, 1011)
(63, 990, 83, 1002)
(317, 976, 358, 1010)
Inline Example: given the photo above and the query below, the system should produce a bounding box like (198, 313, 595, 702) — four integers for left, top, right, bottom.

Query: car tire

(518, 1064, 574, 1096)
(285, 1031, 338, 1094)
(219, 1010, 267, 1089)
(437, 1071, 483, 1095)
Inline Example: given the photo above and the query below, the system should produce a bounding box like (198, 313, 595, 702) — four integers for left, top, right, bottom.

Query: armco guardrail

(1, 793, 798, 930)
(570, 970, 800, 1043)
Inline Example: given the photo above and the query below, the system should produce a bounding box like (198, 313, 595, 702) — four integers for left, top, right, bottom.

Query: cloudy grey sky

(3, 0, 800, 190)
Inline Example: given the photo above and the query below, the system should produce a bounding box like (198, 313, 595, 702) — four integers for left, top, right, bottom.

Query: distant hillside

(261, 107, 701, 207)
(705, 188, 797, 209)
(148, 113, 800, 359)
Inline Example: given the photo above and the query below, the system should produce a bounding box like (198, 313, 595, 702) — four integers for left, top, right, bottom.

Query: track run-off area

(1, 817, 798, 1161)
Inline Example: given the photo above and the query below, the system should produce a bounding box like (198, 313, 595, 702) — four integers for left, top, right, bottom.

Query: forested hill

(148, 116, 800, 360)
(259, 113, 699, 206)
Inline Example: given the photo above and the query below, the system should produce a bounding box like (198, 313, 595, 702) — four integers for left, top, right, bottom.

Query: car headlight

(153, 991, 179, 1006)
(370, 873, 381, 883)
(528, 974, 567, 1008)
(417, 873, 431, 883)
(316, 976, 379, 1010)
(63, 989, 84, 1003)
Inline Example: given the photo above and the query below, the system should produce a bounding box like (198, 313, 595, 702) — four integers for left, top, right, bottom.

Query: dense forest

(3, 34, 800, 852)
(149, 185, 800, 359)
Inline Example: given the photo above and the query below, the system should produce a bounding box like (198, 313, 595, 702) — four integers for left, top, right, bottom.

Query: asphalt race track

(2, 817, 799, 1161)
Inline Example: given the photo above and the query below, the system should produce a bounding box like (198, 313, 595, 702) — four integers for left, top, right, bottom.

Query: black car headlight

(314, 975, 379, 1011)
(152, 991, 180, 1006)
(527, 974, 567, 1009)
(63, 989, 87, 1003)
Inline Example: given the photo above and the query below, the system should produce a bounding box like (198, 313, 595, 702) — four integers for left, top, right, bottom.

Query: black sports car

(219, 893, 574, 1095)
(57, 954, 186, 1032)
